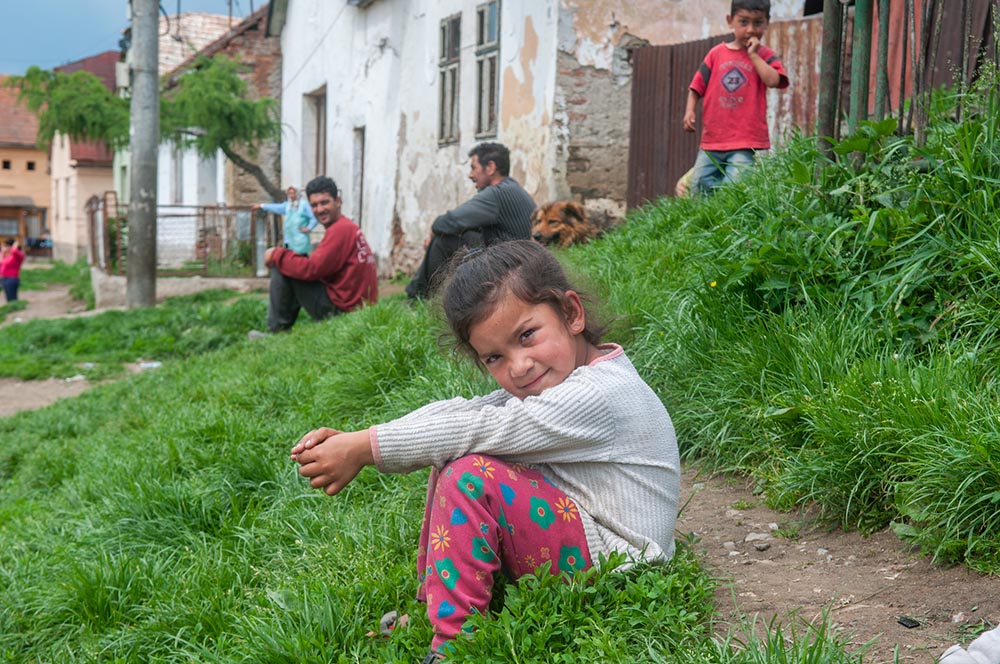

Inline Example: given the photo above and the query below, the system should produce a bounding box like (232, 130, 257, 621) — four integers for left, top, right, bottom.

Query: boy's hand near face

(746, 36, 761, 55)
(292, 428, 374, 495)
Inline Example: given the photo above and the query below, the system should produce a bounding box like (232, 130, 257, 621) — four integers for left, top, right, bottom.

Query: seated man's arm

(272, 223, 353, 281)
(431, 189, 498, 236)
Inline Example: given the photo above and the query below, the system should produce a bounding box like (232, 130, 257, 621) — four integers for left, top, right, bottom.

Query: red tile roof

(70, 139, 114, 165)
(166, 5, 271, 80)
(55, 50, 119, 91)
(0, 75, 41, 148)
(158, 13, 235, 75)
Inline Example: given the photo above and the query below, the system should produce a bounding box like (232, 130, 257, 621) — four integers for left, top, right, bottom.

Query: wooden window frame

(439, 14, 461, 144)
(475, 0, 500, 138)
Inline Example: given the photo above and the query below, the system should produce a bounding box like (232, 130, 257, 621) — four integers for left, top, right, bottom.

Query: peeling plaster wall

(278, 0, 807, 274)
(391, 1, 560, 274)
(392, 0, 473, 274)
(495, 4, 560, 209)
(280, 0, 560, 275)
(279, 0, 407, 275)
(561, 0, 805, 68)
(555, 0, 805, 214)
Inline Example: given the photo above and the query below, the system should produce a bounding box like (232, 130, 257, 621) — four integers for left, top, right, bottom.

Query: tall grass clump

(565, 70, 1000, 571)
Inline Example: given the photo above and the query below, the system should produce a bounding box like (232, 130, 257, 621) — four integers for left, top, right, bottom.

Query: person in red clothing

(1, 238, 26, 303)
(682, 0, 789, 195)
(259, 176, 378, 333)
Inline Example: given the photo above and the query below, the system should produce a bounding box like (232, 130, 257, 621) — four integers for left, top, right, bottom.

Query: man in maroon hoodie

(261, 176, 378, 333)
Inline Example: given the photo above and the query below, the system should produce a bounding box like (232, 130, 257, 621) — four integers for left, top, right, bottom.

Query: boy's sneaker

(420, 652, 441, 664)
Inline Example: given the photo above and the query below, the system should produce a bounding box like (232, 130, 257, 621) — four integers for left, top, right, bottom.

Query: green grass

(0, 299, 27, 323)
(18, 258, 95, 308)
(0, 303, 725, 663)
(2, 67, 999, 663)
(0, 288, 266, 380)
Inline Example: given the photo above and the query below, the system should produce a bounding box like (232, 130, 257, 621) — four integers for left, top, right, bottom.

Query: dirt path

(1, 271, 97, 416)
(4, 278, 998, 661)
(680, 467, 999, 662)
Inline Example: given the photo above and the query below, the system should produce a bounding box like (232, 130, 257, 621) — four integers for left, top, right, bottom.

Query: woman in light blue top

(253, 185, 318, 255)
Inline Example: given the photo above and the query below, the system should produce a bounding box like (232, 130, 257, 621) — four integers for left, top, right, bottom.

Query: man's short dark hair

(3, 237, 14, 246)
(468, 142, 510, 177)
(732, 0, 770, 18)
(305, 175, 339, 199)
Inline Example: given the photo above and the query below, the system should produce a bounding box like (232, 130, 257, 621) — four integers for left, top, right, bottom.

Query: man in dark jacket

(405, 142, 536, 299)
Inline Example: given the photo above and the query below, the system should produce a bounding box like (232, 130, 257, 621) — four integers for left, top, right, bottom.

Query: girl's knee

(439, 454, 504, 481)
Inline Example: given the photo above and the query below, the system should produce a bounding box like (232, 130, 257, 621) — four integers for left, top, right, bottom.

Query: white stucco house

(266, 0, 811, 276)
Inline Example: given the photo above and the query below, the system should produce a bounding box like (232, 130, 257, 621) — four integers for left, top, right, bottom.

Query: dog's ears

(567, 202, 586, 223)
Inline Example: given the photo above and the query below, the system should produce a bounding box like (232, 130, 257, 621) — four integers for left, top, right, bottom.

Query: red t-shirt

(689, 41, 789, 151)
(1, 246, 25, 278)
(271, 215, 378, 311)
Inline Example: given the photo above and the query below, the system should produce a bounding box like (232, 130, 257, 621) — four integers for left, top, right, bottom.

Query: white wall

(157, 144, 226, 207)
(278, 0, 561, 274)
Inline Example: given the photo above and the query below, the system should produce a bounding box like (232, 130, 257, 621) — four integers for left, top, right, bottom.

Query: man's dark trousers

(405, 231, 483, 300)
(267, 268, 341, 332)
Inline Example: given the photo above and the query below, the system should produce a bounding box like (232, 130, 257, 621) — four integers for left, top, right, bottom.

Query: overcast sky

(0, 0, 255, 75)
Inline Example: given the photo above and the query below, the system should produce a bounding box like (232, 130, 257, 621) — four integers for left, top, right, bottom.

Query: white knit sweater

(370, 344, 680, 562)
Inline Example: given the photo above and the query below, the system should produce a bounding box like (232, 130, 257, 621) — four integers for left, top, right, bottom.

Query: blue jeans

(2, 276, 19, 302)
(692, 149, 757, 195)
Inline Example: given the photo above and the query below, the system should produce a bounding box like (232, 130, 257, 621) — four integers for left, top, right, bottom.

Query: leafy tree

(5, 55, 282, 199)
(7, 67, 130, 149)
(161, 55, 282, 199)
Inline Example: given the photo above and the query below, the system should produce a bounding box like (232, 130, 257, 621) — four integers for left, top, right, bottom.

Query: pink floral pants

(415, 454, 592, 652)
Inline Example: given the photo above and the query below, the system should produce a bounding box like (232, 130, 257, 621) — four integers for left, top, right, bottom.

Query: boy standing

(683, 0, 789, 195)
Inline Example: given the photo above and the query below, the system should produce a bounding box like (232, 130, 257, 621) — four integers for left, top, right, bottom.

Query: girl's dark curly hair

(440, 240, 605, 363)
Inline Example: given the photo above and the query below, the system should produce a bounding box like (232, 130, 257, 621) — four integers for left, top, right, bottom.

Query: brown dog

(530, 201, 613, 248)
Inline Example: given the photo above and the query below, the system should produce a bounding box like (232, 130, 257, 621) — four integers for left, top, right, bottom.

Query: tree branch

(218, 143, 283, 200)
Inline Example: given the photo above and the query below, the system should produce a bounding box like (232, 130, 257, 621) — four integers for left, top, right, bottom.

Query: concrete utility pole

(127, 0, 159, 308)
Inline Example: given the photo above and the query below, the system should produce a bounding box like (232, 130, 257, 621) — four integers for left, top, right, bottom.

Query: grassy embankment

(2, 78, 999, 660)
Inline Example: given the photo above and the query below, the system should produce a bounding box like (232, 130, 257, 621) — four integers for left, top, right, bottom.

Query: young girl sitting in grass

(291, 240, 680, 662)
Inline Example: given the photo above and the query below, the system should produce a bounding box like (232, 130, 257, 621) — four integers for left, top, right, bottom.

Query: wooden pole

(874, 0, 891, 121)
(849, 0, 874, 135)
(818, 0, 845, 155)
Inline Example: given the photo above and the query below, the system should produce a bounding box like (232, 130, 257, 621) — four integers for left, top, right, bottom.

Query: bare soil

(680, 467, 999, 662)
(1, 276, 96, 417)
(4, 275, 998, 661)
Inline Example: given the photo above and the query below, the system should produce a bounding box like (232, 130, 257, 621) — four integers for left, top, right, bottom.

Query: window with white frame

(439, 14, 461, 144)
(475, 0, 500, 137)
